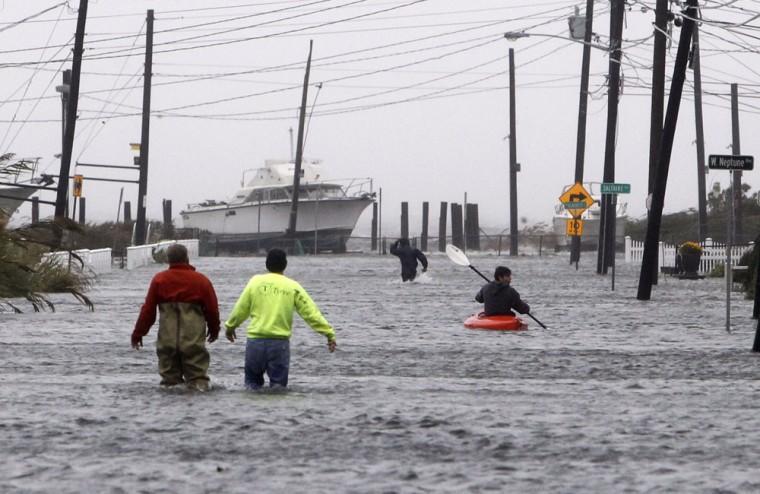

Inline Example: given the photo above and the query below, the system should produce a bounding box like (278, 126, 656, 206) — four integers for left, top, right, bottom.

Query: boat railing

(302, 177, 373, 199)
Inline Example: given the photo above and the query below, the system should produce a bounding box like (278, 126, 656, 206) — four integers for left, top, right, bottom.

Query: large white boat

(180, 158, 374, 253)
(552, 182, 627, 248)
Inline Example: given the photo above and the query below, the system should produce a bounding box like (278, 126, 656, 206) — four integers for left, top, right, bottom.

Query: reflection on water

(1, 253, 759, 492)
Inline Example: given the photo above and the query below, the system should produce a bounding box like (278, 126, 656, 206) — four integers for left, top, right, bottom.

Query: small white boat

(0, 157, 51, 221)
(180, 158, 374, 253)
(552, 181, 627, 248)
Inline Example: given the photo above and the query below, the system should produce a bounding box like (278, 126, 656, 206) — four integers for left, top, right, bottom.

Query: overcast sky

(2, 0, 759, 236)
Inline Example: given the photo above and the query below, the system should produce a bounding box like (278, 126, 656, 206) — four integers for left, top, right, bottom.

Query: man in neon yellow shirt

(225, 248, 336, 389)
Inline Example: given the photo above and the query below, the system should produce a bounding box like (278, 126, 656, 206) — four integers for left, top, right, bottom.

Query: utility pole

(649, 0, 668, 194)
(54, 0, 88, 223)
(508, 48, 518, 256)
(731, 83, 742, 243)
(597, 0, 624, 274)
(691, 25, 708, 241)
(570, 0, 594, 265)
(643, 0, 669, 282)
(134, 9, 153, 246)
(637, 0, 699, 300)
(287, 40, 314, 243)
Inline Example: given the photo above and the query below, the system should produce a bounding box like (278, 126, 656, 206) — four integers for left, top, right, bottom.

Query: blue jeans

(245, 338, 290, 389)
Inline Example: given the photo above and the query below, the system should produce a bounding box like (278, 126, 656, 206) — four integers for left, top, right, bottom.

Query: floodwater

(2, 252, 759, 493)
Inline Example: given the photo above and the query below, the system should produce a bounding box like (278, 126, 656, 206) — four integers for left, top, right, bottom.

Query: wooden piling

(371, 202, 378, 251)
(123, 201, 132, 223)
(78, 197, 86, 225)
(438, 201, 448, 252)
(400, 201, 409, 239)
(162, 199, 173, 238)
(421, 201, 429, 251)
(451, 203, 464, 249)
(31, 197, 39, 224)
(466, 203, 480, 250)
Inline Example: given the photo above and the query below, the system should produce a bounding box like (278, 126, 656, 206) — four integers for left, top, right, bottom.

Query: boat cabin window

(299, 184, 344, 199)
(269, 189, 289, 201)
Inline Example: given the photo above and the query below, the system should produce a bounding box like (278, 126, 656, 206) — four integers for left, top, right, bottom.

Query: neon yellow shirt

(224, 272, 335, 341)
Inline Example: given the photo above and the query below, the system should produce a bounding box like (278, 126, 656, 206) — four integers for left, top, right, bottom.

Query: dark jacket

(132, 263, 220, 345)
(390, 240, 428, 275)
(475, 281, 529, 316)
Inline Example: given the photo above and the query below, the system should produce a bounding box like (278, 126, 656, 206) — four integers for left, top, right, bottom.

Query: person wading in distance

(390, 237, 428, 282)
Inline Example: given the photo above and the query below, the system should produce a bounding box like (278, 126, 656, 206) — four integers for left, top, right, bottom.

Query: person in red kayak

(131, 243, 220, 391)
(475, 266, 530, 317)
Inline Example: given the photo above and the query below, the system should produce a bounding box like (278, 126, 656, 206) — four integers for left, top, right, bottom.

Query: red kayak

(464, 313, 527, 331)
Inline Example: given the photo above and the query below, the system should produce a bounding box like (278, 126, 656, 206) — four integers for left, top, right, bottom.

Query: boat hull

(0, 186, 36, 220)
(181, 197, 372, 254)
(464, 314, 526, 331)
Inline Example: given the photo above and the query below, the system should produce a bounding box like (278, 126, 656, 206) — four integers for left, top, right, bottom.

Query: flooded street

(2, 252, 759, 493)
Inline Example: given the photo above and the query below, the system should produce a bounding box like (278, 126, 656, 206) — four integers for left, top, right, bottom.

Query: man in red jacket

(132, 244, 220, 390)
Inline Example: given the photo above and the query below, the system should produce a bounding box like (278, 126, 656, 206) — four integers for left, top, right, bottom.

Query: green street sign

(601, 183, 630, 194)
(563, 201, 587, 209)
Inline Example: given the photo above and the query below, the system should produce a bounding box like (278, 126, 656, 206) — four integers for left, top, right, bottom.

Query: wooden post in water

(466, 203, 480, 250)
(382, 237, 387, 255)
(421, 201, 429, 251)
(123, 201, 132, 223)
(78, 197, 86, 225)
(31, 197, 39, 224)
(753, 234, 760, 350)
(451, 203, 464, 250)
(752, 235, 760, 320)
(400, 201, 409, 240)
(371, 202, 378, 251)
(438, 201, 447, 251)
(162, 199, 173, 238)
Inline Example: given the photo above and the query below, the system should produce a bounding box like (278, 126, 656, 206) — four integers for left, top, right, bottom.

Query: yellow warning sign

(559, 182, 594, 218)
(72, 174, 83, 198)
(566, 218, 583, 236)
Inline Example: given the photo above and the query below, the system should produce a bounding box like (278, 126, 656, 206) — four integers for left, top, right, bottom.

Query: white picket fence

(625, 236, 754, 274)
(42, 248, 113, 275)
(126, 239, 200, 270)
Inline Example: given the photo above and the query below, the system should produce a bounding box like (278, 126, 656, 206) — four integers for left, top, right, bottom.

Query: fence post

(657, 241, 663, 273)
(625, 236, 631, 263)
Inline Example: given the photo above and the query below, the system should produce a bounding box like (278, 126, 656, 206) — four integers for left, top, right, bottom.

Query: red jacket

(132, 263, 220, 344)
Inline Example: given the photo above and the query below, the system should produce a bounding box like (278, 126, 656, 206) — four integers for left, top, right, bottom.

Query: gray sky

(2, 0, 759, 236)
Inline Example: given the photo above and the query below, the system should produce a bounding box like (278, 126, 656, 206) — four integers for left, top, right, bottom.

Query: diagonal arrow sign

(569, 192, 587, 202)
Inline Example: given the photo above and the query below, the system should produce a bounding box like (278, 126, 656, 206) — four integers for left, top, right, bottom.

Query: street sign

(566, 218, 583, 236)
(601, 182, 630, 194)
(72, 174, 83, 197)
(559, 182, 594, 218)
(708, 154, 754, 171)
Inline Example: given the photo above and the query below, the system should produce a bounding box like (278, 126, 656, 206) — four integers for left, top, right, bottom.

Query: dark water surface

(2, 253, 759, 493)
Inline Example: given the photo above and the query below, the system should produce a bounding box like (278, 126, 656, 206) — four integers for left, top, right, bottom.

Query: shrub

(679, 241, 703, 255)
